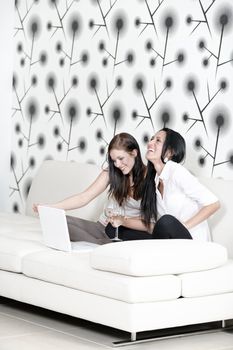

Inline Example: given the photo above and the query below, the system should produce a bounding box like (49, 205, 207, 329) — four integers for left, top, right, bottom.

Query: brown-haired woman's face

(109, 149, 137, 175)
(145, 130, 167, 162)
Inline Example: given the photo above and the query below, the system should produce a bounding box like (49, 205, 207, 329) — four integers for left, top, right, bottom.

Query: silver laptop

(38, 205, 96, 252)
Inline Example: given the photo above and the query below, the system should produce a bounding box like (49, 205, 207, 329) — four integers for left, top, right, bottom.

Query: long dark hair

(141, 128, 186, 228)
(108, 133, 145, 206)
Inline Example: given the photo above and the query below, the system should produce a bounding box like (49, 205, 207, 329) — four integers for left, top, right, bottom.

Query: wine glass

(104, 202, 125, 242)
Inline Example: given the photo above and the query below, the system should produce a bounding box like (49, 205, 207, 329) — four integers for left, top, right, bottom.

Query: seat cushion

(90, 240, 228, 276)
(22, 250, 181, 303)
(0, 213, 42, 241)
(0, 236, 48, 272)
(180, 259, 233, 297)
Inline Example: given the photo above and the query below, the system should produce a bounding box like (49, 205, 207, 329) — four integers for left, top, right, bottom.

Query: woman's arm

(110, 215, 154, 233)
(183, 201, 220, 230)
(33, 170, 109, 212)
(173, 164, 220, 230)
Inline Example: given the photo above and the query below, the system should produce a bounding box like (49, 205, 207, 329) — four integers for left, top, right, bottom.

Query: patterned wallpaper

(11, 0, 233, 213)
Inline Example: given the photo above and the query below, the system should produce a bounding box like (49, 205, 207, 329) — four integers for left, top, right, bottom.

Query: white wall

(0, 0, 14, 211)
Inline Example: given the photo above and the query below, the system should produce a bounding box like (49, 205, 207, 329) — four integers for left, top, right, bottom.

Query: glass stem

(115, 227, 119, 239)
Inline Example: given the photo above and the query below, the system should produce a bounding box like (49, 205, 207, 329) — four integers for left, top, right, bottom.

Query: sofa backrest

(199, 177, 233, 258)
(25, 160, 108, 221)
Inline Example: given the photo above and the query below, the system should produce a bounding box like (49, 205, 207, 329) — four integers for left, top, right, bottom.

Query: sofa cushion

(0, 213, 42, 241)
(22, 250, 181, 303)
(90, 240, 227, 276)
(0, 236, 48, 272)
(180, 259, 233, 297)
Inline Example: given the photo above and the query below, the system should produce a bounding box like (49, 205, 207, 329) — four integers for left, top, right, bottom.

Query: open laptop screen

(38, 205, 72, 252)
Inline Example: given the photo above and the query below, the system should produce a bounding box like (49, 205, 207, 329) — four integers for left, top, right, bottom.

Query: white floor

(0, 298, 233, 350)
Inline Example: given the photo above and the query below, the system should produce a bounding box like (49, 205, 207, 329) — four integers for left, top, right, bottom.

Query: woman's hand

(32, 203, 39, 213)
(32, 203, 49, 213)
(109, 215, 125, 228)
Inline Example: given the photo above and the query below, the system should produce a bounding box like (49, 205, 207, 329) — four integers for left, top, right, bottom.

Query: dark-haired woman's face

(109, 149, 137, 175)
(146, 130, 166, 162)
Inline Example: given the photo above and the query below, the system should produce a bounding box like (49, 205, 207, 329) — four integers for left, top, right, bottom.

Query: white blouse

(155, 161, 218, 241)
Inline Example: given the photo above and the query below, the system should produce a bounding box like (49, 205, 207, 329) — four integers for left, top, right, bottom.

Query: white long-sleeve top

(155, 161, 218, 241)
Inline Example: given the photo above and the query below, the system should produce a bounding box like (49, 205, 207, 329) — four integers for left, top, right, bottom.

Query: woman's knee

(156, 214, 178, 229)
(155, 214, 192, 239)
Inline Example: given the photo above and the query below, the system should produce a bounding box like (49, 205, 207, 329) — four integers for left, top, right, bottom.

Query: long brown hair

(107, 133, 145, 206)
(141, 128, 186, 227)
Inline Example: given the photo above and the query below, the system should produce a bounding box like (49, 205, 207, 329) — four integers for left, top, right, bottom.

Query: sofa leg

(131, 332, 136, 342)
(113, 323, 233, 346)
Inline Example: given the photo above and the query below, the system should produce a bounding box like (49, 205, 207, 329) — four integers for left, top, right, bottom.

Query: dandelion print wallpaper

(11, 0, 233, 213)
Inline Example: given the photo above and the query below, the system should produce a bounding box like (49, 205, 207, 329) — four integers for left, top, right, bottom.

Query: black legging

(105, 214, 192, 241)
(152, 214, 192, 239)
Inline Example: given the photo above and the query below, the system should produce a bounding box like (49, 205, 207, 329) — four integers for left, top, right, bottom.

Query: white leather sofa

(0, 160, 233, 343)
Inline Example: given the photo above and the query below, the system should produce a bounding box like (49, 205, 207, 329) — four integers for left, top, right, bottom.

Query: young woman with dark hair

(33, 132, 148, 244)
(140, 128, 220, 241)
(107, 133, 145, 206)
